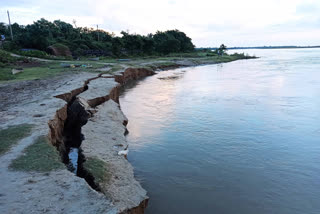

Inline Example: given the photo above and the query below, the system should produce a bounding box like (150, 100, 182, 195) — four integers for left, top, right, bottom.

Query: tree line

(0, 18, 195, 57)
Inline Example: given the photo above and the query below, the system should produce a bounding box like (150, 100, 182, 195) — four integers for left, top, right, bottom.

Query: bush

(16, 50, 48, 58)
(206, 52, 218, 57)
(3, 18, 196, 57)
(47, 43, 72, 57)
(231, 52, 245, 57)
(73, 48, 84, 57)
(2, 41, 20, 51)
(79, 44, 90, 50)
(0, 49, 17, 63)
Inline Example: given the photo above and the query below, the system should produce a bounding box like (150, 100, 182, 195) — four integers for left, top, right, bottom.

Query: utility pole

(72, 19, 77, 28)
(97, 24, 99, 42)
(7, 10, 13, 41)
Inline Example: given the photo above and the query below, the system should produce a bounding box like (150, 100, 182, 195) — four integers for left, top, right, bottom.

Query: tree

(142, 36, 154, 54)
(153, 30, 194, 54)
(0, 18, 196, 56)
(218, 44, 227, 56)
(121, 31, 143, 55)
(0, 23, 7, 35)
(111, 37, 123, 56)
(165, 30, 194, 52)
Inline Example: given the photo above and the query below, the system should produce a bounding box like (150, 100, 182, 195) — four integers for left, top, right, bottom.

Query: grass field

(0, 124, 34, 156)
(0, 50, 256, 82)
(0, 61, 108, 82)
(9, 135, 64, 172)
(83, 157, 111, 184)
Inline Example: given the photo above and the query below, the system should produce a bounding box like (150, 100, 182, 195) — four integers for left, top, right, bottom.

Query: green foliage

(231, 52, 257, 59)
(0, 124, 34, 155)
(3, 41, 20, 51)
(48, 43, 71, 56)
(0, 49, 17, 64)
(0, 67, 14, 80)
(121, 31, 144, 54)
(0, 62, 69, 82)
(0, 22, 6, 35)
(9, 135, 64, 172)
(83, 157, 111, 184)
(206, 52, 218, 57)
(50, 43, 69, 51)
(111, 37, 123, 57)
(153, 30, 194, 54)
(1, 19, 195, 57)
(16, 50, 48, 58)
(217, 44, 227, 55)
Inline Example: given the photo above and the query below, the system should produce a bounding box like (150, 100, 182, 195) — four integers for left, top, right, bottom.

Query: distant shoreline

(198, 46, 320, 50)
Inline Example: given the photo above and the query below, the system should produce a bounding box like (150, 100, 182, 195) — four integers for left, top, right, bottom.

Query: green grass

(106, 64, 122, 73)
(0, 52, 256, 82)
(152, 61, 178, 68)
(83, 157, 111, 184)
(14, 49, 72, 60)
(0, 124, 34, 156)
(0, 49, 18, 64)
(92, 57, 118, 63)
(15, 50, 49, 58)
(9, 135, 64, 172)
(0, 62, 104, 82)
(0, 62, 66, 81)
(0, 67, 15, 81)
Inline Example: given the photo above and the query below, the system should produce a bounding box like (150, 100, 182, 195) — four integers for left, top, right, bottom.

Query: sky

(1, 0, 320, 47)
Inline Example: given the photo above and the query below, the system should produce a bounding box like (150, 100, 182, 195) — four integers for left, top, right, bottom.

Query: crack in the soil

(48, 67, 156, 211)
(62, 97, 102, 191)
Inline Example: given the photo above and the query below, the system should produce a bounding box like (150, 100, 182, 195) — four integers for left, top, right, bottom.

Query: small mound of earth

(96, 67, 111, 72)
(33, 114, 44, 117)
(158, 72, 185, 80)
(158, 75, 180, 80)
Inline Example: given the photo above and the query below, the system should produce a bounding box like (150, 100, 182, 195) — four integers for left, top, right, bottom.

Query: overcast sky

(1, 0, 320, 47)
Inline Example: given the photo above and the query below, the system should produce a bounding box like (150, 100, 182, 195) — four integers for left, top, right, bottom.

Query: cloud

(1, 0, 320, 46)
(296, 0, 320, 14)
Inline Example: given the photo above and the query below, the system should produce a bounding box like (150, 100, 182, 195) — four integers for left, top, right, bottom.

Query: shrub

(0, 49, 17, 63)
(47, 43, 72, 56)
(16, 50, 48, 58)
(2, 41, 20, 51)
(206, 52, 218, 57)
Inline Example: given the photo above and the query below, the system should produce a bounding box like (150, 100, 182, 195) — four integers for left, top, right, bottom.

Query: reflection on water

(120, 69, 186, 143)
(120, 48, 320, 214)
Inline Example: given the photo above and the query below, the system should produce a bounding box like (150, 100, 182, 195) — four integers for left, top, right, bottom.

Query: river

(119, 48, 320, 214)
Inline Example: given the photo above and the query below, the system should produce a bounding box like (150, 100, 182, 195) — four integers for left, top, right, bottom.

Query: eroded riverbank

(0, 56, 254, 213)
(120, 48, 320, 214)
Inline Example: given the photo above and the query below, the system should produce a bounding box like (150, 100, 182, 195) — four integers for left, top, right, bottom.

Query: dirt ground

(0, 72, 121, 214)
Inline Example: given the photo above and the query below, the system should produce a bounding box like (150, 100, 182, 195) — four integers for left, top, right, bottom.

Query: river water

(120, 49, 320, 214)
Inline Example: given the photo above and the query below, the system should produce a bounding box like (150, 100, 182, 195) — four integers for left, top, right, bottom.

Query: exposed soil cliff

(48, 67, 155, 213)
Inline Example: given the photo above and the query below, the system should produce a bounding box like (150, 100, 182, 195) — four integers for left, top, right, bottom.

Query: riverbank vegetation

(0, 19, 256, 82)
(83, 157, 111, 184)
(0, 124, 34, 156)
(0, 52, 256, 82)
(9, 135, 64, 172)
(0, 19, 194, 57)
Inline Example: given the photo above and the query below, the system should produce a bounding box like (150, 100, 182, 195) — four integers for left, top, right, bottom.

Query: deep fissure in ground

(49, 68, 156, 204)
(59, 97, 101, 191)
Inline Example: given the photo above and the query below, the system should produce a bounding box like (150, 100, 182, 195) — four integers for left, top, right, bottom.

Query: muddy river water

(120, 48, 320, 214)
